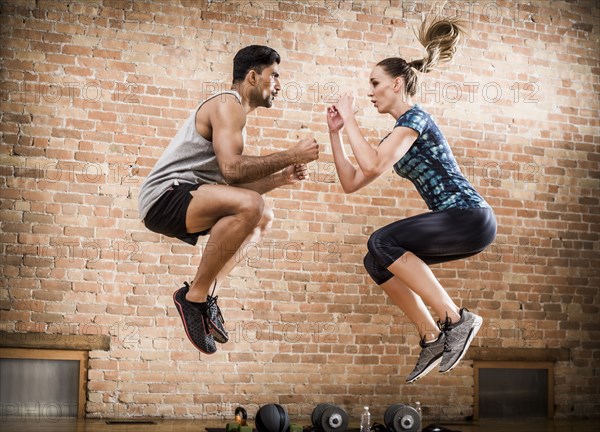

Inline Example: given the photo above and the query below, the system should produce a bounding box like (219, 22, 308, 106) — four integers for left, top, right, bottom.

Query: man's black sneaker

(173, 282, 217, 354)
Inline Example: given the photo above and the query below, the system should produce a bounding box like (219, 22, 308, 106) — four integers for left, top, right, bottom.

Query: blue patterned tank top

(392, 104, 489, 211)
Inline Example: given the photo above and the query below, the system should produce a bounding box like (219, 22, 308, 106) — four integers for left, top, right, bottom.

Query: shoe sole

(173, 290, 217, 355)
(210, 330, 228, 344)
(440, 315, 483, 374)
(406, 355, 443, 383)
(207, 318, 228, 344)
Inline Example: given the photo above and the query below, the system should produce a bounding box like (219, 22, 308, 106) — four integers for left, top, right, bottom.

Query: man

(138, 45, 319, 354)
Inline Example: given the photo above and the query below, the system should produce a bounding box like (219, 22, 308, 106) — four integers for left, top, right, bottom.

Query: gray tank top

(138, 90, 242, 221)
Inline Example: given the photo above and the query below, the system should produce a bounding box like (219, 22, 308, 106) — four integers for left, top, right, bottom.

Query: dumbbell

(226, 407, 251, 432)
(383, 404, 421, 432)
(311, 404, 349, 432)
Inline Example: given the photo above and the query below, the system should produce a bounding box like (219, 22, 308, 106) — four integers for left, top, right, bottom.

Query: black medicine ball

(255, 404, 290, 432)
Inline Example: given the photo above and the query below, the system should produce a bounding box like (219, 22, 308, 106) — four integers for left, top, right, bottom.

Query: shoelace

(438, 313, 453, 352)
(438, 312, 452, 331)
(205, 281, 225, 325)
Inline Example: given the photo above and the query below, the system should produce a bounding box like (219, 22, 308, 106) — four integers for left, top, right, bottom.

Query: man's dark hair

(232, 45, 280, 83)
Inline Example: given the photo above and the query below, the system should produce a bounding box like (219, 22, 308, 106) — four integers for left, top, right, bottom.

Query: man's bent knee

(259, 206, 274, 232)
(238, 191, 264, 226)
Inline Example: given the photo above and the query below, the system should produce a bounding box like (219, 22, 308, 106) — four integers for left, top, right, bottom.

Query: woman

(327, 18, 496, 383)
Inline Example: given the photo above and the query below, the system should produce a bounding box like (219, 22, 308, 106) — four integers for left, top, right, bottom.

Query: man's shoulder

(202, 93, 245, 122)
(202, 92, 242, 111)
(196, 92, 246, 136)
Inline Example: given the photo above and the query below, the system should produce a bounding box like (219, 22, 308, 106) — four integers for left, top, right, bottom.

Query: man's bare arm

(211, 97, 318, 184)
(233, 164, 309, 195)
(233, 171, 287, 194)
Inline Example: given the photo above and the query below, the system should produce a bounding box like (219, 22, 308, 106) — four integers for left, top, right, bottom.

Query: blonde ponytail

(376, 16, 467, 97)
(409, 17, 467, 73)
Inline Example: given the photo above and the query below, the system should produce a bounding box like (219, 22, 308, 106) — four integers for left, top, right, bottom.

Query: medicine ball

(256, 404, 290, 432)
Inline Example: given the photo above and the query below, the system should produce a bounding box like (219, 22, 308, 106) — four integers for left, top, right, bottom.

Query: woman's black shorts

(364, 207, 497, 285)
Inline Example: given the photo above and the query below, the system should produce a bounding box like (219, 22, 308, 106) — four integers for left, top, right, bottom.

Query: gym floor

(1, 419, 599, 432)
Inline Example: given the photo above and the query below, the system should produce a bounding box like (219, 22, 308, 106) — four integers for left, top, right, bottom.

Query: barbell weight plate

(383, 404, 402, 430)
(385, 404, 421, 432)
(320, 406, 349, 432)
(312, 403, 332, 430)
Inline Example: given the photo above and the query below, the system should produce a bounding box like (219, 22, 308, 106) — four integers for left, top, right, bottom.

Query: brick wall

(1, 0, 599, 422)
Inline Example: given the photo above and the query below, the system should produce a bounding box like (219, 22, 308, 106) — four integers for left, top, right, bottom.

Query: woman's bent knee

(363, 252, 394, 285)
